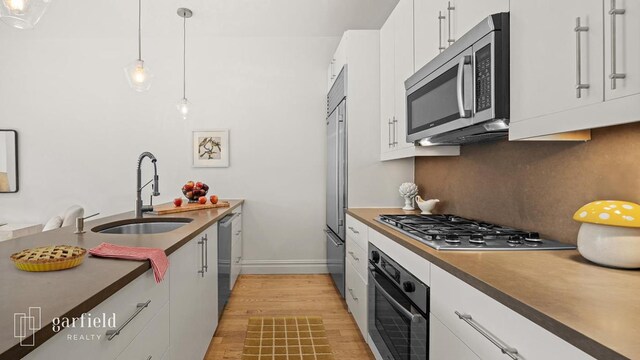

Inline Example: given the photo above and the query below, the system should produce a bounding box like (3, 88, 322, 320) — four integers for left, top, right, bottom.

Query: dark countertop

(0, 200, 243, 360)
(348, 207, 640, 360)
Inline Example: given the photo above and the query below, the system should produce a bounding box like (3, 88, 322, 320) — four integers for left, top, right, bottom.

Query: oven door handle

(369, 267, 422, 323)
(456, 55, 472, 118)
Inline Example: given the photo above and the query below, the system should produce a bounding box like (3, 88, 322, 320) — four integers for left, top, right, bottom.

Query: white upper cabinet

(509, 0, 640, 140)
(449, 0, 509, 40)
(380, 0, 460, 160)
(380, 14, 396, 155)
(604, 0, 640, 100)
(327, 37, 347, 91)
(393, 0, 416, 151)
(510, 0, 604, 124)
(414, 0, 443, 71)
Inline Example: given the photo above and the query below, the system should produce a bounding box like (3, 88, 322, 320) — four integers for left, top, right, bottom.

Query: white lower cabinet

(431, 265, 594, 360)
(345, 232, 368, 340)
(23, 268, 169, 360)
(430, 313, 479, 360)
(170, 224, 218, 360)
(22, 221, 222, 360)
(230, 208, 243, 290)
(116, 301, 170, 360)
(345, 258, 367, 340)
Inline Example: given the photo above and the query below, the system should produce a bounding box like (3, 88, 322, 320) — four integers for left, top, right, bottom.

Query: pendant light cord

(137, 0, 142, 61)
(183, 15, 187, 99)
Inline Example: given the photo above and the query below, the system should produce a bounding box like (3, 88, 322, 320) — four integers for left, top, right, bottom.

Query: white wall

(0, 3, 340, 272)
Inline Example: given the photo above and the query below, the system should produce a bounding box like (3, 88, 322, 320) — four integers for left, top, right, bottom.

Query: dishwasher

(218, 213, 238, 318)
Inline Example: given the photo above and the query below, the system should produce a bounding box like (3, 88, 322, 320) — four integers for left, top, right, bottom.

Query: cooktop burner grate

(377, 214, 576, 251)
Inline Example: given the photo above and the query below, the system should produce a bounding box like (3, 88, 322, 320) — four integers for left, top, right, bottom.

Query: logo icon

(14, 307, 41, 346)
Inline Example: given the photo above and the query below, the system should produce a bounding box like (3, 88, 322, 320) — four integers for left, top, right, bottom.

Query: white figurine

(399, 183, 419, 210)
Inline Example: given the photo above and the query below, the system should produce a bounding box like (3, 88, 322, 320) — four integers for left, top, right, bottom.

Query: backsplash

(415, 122, 640, 245)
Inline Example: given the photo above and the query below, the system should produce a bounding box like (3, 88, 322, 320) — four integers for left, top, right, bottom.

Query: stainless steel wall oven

(368, 244, 429, 360)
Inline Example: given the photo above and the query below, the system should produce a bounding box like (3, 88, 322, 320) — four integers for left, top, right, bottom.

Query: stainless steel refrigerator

(326, 66, 347, 298)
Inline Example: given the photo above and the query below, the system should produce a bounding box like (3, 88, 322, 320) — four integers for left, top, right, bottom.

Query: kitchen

(1, 0, 639, 360)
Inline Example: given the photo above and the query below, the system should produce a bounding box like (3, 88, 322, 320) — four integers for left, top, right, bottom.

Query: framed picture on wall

(192, 130, 230, 168)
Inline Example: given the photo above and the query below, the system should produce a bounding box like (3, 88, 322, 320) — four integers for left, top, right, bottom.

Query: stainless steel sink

(92, 218, 193, 235)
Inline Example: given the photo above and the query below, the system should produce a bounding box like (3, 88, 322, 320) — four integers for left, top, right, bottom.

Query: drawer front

(116, 301, 170, 360)
(431, 265, 594, 360)
(430, 313, 480, 360)
(345, 260, 367, 340)
(24, 268, 169, 360)
(346, 236, 367, 283)
(368, 229, 430, 286)
(346, 215, 368, 251)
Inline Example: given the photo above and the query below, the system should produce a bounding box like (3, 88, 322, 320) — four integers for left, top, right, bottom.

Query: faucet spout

(135, 152, 160, 218)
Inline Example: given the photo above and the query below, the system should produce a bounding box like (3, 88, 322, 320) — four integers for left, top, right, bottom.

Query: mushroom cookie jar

(573, 200, 640, 269)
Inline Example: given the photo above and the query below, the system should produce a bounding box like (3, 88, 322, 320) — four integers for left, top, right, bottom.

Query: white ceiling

(3, 0, 399, 38)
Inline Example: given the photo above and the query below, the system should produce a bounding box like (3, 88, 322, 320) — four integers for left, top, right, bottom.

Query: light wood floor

(205, 274, 375, 360)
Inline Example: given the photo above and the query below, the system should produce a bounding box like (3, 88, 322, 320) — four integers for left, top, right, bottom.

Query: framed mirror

(0, 130, 18, 193)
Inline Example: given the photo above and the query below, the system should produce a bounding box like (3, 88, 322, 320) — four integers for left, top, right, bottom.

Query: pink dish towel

(89, 243, 169, 283)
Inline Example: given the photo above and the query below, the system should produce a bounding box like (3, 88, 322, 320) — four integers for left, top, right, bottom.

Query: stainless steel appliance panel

(368, 244, 429, 360)
(405, 13, 509, 145)
(326, 229, 345, 298)
(218, 214, 237, 318)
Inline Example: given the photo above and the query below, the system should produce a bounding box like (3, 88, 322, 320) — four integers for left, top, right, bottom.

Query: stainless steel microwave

(405, 13, 509, 145)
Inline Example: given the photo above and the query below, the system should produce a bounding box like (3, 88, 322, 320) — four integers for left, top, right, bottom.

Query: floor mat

(241, 316, 335, 360)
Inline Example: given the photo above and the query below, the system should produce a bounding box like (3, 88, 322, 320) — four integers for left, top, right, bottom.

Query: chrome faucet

(135, 152, 160, 218)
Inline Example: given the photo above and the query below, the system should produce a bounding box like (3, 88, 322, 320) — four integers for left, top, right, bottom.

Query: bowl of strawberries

(182, 181, 209, 203)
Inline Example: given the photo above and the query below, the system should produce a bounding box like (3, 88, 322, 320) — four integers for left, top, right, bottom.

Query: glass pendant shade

(176, 98, 190, 120)
(0, 0, 51, 29)
(124, 59, 153, 92)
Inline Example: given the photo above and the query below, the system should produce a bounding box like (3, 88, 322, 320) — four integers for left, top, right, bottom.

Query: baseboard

(241, 259, 328, 274)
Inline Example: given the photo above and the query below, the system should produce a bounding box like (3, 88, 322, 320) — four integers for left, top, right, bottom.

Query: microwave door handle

(456, 55, 471, 118)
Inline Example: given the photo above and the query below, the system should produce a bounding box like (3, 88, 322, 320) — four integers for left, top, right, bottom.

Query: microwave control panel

(475, 44, 492, 112)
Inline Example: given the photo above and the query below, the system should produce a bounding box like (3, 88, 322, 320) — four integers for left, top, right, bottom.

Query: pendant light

(124, 0, 153, 92)
(176, 8, 192, 120)
(0, 0, 52, 29)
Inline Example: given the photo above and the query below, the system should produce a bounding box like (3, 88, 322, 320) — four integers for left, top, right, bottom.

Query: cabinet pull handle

(198, 238, 205, 277)
(348, 226, 359, 234)
(447, 1, 456, 44)
(574, 17, 590, 98)
(393, 116, 398, 146)
(438, 11, 446, 52)
(203, 233, 208, 273)
(347, 288, 358, 302)
(146, 356, 152, 360)
(609, 0, 626, 89)
(331, 58, 336, 80)
(348, 251, 359, 261)
(106, 300, 151, 340)
(388, 118, 393, 148)
(235, 230, 242, 235)
(455, 311, 520, 359)
(235, 256, 242, 264)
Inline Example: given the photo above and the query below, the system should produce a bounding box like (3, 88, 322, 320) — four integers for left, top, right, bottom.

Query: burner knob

(371, 251, 380, 263)
(527, 232, 540, 239)
(403, 281, 415, 293)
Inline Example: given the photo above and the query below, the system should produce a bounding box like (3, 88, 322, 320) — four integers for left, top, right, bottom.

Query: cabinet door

(380, 12, 396, 155)
(201, 225, 219, 339)
(230, 218, 242, 290)
(430, 313, 480, 360)
(604, 0, 640, 100)
(394, 0, 415, 150)
(170, 234, 208, 360)
(452, 0, 509, 38)
(415, 0, 443, 71)
(510, 0, 604, 123)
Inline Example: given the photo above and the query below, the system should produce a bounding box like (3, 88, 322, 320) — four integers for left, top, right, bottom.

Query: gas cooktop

(377, 214, 576, 251)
